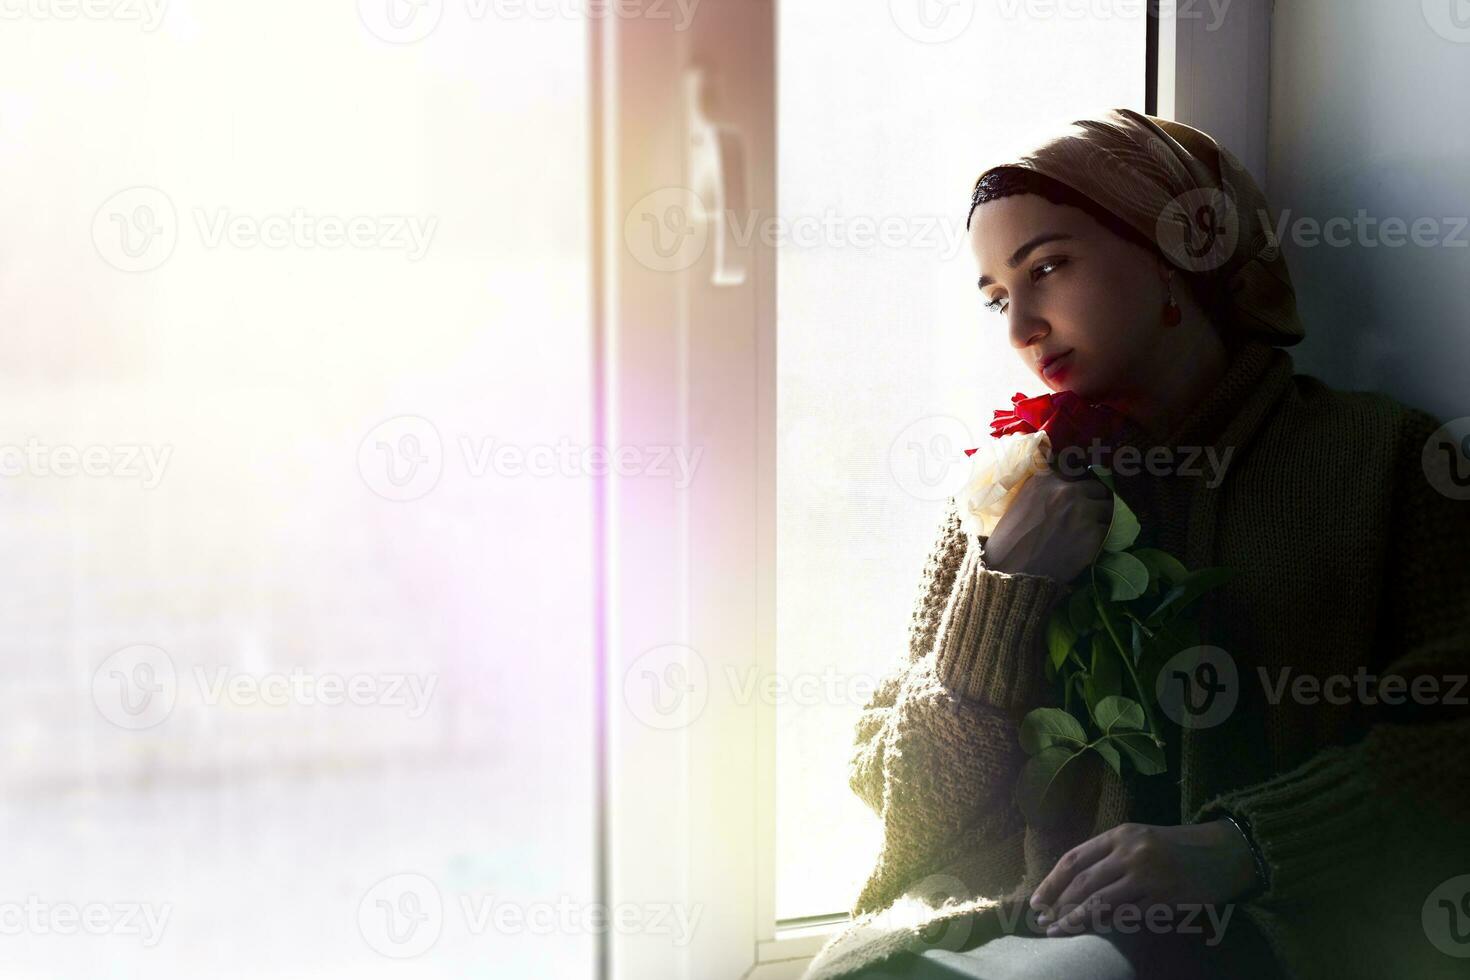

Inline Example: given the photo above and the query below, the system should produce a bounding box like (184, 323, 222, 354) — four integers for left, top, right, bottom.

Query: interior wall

(1265, 0, 1470, 420)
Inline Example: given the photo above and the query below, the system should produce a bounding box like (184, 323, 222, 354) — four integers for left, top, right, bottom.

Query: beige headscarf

(973, 108, 1304, 347)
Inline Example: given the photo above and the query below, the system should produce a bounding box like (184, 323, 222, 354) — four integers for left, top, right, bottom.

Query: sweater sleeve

(847, 494, 1067, 914)
(1187, 407, 1470, 963)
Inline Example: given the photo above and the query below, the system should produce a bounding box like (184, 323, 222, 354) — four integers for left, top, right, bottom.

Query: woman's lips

(1042, 350, 1074, 380)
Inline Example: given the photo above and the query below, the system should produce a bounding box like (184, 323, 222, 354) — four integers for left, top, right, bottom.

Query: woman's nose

(1007, 302, 1048, 350)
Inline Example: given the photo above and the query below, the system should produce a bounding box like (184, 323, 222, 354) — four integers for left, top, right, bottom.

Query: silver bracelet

(1220, 812, 1270, 898)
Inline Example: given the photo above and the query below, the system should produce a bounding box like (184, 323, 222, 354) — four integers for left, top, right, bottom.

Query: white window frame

(595, 3, 1272, 977)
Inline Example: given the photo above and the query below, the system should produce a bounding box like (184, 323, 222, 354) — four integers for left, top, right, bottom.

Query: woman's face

(968, 192, 1171, 403)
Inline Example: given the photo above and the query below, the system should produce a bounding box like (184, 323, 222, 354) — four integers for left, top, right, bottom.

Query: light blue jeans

(845, 917, 1282, 980)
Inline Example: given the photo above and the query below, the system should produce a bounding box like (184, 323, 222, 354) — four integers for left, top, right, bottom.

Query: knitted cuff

(1190, 743, 1377, 906)
(932, 537, 1063, 711)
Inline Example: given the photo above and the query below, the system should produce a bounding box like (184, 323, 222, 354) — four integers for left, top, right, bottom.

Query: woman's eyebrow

(977, 231, 1076, 289)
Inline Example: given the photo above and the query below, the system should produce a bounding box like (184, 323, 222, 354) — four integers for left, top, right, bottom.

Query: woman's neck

(1102, 326, 1234, 444)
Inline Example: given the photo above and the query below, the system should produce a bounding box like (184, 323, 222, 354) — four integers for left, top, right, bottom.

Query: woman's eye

(1031, 257, 1066, 282)
(984, 296, 1009, 315)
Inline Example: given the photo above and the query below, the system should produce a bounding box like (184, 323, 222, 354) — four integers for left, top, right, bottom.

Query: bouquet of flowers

(959, 391, 1233, 827)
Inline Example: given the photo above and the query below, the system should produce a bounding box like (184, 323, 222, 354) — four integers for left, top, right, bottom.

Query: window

(0, 7, 592, 976)
(775, 1, 1147, 923)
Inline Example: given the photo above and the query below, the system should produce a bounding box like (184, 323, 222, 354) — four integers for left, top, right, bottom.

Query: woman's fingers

(1045, 879, 1141, 937)
(1029, 830, 1117, 914)
(1036, 856, 1128, 927)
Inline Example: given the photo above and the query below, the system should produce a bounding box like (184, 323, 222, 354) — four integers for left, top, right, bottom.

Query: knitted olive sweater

(801, 337, 1470, 980)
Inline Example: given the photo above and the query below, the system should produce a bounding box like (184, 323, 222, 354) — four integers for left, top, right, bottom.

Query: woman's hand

(1029, 820, 1259, 937)
(982, 466, 1113, 584)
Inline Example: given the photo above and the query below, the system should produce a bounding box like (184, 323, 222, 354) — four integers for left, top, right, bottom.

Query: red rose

(965, 391, 1132, 461)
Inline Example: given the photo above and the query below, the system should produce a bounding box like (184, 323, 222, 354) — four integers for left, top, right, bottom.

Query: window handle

(685, 64, 748, 287)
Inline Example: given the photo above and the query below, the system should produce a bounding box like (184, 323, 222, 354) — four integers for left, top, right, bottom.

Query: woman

(800, 109, 1470, 980)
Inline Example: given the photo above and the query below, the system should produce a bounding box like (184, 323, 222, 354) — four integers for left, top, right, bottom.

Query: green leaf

(1016, 745, 1087, 825)
(1095, 551, 1149, 601)
(1092, 739, 1122, 776)
(1087, 464, 1117, 493)
(1068, 584, 1099, 634)
(1133, 548, 1188, 586)
(1019, 708, 1088, 755)
(1113, 731, 1167, 775)
(1093, 695, 1145, 734)
(1101, 491, 1141, 553)
(1081, 641, 1122, 717)
(1145, 566, 1235, 628)
(1046, 611, 1078, 673)
(1130, 618, 1145, 668)
(1134, 615, 1201, 701)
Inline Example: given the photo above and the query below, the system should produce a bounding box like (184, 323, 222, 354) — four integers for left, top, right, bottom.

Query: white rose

(957, 430, 1052, 539)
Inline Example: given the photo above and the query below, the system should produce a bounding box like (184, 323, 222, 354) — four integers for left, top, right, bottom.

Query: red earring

(1162, 277, 1182, 327)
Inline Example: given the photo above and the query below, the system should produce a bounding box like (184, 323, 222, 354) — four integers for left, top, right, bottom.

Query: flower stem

(1090, 568, 1161, 741)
